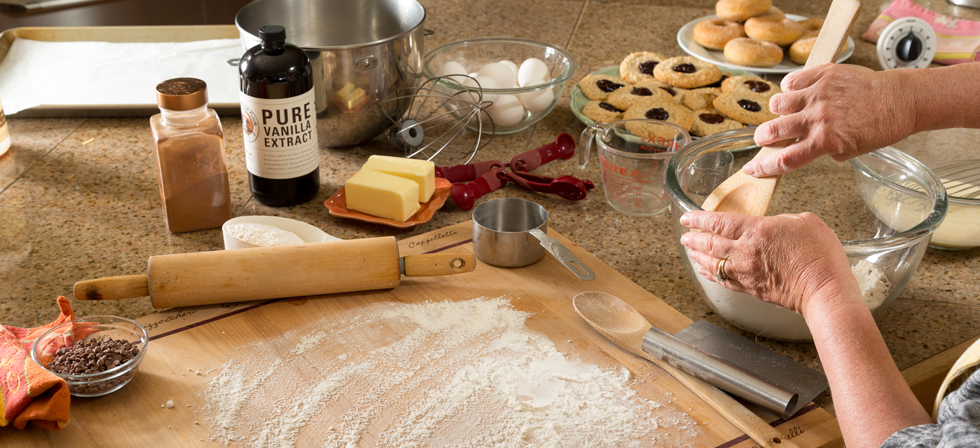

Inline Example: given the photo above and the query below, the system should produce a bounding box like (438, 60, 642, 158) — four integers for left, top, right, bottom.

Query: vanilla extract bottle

(239, 24, 320, 207)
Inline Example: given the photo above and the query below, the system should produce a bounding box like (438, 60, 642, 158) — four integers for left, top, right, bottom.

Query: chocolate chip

(699, 113, 725, 124)
(630, 87, 653, 96)
(659, 86, 676, 96)
(644, 108, 670, 120)
(744, 80, 771, 93)
(638, 60, 658, 75)
(599, 102, 623, 113)
(596, 79, 625, 93)
(737, 99, 762, 112)
(672, 63, 696, 74)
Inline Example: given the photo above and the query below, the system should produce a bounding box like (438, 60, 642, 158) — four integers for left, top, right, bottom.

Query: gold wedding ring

(717, 258, 729, 282)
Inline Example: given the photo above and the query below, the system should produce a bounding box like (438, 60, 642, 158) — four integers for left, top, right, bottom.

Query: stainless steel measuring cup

(472, 198, 595, 280)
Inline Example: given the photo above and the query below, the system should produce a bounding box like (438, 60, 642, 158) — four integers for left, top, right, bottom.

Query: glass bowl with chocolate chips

(31, 315, 149, 397)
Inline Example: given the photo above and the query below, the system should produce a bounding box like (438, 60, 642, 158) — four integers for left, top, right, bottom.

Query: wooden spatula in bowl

(701, 0, 863, 216)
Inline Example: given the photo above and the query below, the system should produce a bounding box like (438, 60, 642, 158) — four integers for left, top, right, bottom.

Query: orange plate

(324, 177, 453, 229)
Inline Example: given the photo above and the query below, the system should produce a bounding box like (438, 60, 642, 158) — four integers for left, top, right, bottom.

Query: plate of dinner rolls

(677, 2, 854, 74)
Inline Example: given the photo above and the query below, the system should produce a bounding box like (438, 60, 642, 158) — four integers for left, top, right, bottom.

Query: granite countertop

(1, 0, 979, 412)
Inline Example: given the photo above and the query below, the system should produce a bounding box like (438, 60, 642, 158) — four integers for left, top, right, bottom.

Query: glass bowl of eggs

(423, 37, 577, 135)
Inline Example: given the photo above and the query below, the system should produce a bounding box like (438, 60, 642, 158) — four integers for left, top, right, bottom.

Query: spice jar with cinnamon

(150, 78, 233, 233)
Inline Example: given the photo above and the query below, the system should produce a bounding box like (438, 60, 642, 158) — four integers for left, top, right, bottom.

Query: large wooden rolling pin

(74, 237, 475, 308)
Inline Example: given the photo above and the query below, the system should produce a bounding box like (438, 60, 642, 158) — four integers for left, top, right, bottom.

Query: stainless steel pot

(472, 198, 595, 280)
(236, 0, 427, 147)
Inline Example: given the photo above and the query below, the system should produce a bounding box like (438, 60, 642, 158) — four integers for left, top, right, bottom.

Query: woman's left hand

(679, 210, 860, 316)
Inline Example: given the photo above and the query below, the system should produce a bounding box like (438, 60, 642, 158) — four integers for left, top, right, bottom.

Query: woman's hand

(679, 210, 861, 315)
(744, 64, 917, 177)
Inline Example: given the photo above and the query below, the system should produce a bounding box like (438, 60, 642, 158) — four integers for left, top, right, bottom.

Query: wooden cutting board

(3, 222, 842, 447)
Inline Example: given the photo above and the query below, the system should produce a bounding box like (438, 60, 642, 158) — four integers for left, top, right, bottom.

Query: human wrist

(801, 277, 865, 321)
(902, 64, 980, 132)
(880, 69, 922, 136)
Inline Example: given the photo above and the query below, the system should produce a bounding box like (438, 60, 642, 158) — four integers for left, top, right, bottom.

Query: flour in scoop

(225, 222, 305, 246)
(201, 298, 700, 447)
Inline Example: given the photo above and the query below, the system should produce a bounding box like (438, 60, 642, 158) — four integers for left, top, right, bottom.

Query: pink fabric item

(862, 0, 980, 64)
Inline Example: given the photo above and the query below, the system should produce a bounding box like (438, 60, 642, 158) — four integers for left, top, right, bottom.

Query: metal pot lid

(236, 0, 426, 50)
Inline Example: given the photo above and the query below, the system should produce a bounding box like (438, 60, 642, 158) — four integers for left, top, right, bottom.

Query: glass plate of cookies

(571, 61, 774, 138)
(677, 14, 855, 74)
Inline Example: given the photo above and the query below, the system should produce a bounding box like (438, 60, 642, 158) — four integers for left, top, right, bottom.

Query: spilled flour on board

(201, 298, 701, 447)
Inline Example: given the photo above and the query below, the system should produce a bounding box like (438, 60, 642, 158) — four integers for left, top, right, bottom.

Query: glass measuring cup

(579, 119, 691, 216)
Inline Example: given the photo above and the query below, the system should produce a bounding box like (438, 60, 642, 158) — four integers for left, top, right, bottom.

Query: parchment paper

(0, 38, 244, 115)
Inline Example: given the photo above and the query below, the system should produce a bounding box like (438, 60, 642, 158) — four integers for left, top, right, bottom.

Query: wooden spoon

(701, 0, 863, 215)
(573, 291, 798, 448)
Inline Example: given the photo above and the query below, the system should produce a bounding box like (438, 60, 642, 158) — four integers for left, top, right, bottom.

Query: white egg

(462, 75, 500, 104)
(498, 60, 520, 86)
(437, 61, 468, 85)
(487, 94, 526, 127)
(517, 80, 555, 113)
(477, 62, 515, 89)
(518, 58, 550, 87)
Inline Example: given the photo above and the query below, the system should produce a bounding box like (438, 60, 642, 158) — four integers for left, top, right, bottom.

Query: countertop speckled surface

(2, 0, 979, 413)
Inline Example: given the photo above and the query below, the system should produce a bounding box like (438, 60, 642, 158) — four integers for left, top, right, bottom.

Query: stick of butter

(361, 155, 435, 203)
(345, 169, 421, 222)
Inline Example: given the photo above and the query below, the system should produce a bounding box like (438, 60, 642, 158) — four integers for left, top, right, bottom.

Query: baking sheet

(0, 26, 242, 117)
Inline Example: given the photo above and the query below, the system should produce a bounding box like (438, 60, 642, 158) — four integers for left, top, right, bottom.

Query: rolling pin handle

(401, 253, 476, 277)
(74, 275, 150, 301)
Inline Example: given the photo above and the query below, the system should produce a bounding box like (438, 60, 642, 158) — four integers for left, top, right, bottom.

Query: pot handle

(578, 123, 606, 170)
(424, 29, 435, 37)
(529, 229, 595, 281)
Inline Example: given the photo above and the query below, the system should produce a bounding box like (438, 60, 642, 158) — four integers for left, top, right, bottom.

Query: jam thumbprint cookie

(689, 109, 745, 137)
(582, 100, 625, 123)
(721, 76, 781, 100)
(712, 92, 778, 125)
(653, 56, 723, 89)
(606, 80, 675, 110)
(619, 51, 665, 84)
(578, 74, 628, 101)
(682, 87, 723, 111)
(624, 98, 694, 139)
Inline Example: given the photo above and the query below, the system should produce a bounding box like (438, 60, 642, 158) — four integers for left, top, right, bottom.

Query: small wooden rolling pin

(74, 237, 475, 308)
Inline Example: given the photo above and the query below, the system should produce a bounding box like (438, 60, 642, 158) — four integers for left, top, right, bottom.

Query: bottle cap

(156, 78, 208, 111)
(259, 25, 286, 43)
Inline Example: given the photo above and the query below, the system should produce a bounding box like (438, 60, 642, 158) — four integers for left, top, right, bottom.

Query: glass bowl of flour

(666, 128, 947, 341)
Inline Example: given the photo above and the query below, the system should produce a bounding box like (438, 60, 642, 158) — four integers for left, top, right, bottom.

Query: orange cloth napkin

(0, 297, 75, 430)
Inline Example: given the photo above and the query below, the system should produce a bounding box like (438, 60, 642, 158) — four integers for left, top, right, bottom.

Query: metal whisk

(932, 159, 980, 199)
(378, 75, 494, 166)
